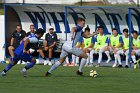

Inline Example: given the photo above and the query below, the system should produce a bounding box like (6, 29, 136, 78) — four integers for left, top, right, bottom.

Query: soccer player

(116, 29, 129, 68)
(82, 25, 96, 67)
(45, 17, 98, 76)
(109, 28, 123, 67)
(90, 26, 111, 67)
(1, 28, 45, 77)
(131, 30, 140, 69)
(8, 25, 26, 58)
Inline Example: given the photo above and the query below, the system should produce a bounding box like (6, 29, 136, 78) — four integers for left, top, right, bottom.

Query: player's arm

(71, 27, 76, 40)
(82, 31, 99, 38)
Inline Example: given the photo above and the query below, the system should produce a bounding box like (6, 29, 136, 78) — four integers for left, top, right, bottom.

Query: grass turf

(0, 64, 140, 93)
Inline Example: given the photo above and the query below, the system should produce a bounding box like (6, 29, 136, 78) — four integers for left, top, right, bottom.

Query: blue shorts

(13, 53, 33, 62)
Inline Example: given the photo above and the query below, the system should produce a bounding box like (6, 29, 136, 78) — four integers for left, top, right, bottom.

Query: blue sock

(4, 63, 14, 73)
(24, 62, 35, 70)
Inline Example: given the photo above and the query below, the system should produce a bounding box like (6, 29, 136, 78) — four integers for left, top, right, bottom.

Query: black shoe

(118, 65, 122, 68)
(76, 70, 83, 76)
(45, 72, 51, 77)
(125, 65, 129, 68)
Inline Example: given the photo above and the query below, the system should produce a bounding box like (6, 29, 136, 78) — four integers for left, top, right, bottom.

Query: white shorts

(60, 41, 84, 58)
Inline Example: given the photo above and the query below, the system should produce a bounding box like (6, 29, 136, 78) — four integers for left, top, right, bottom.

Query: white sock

(90, 50, 94, 64)
(114, 54, 117, 64)
(105, 51, 111, 59)
(98, 49, 103, 64)
(48, 61, 61, 73)
(65, 57, 69, 64)
(132, 55, 136, 64)
(117, 54, 122, 65)
(125, 50, 129, 65)
(86, 53, 90, 64)
(22, 68, 27, 72)
(78, 58, 86, 72)
(76, 57, 79, 64)
(72, 55, 76, 63)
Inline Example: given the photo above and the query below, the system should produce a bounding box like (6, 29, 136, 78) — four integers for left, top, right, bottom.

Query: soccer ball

(89, 70, 98, 78)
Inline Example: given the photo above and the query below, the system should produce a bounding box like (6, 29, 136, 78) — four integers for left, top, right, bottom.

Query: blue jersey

(72, 25, 83, 47)
(14, 35, 39, 55)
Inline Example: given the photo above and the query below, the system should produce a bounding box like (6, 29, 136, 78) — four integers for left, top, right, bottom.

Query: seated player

(45, 17, 98, 77)
(82, 25, 95, 67)
(1, 28, 45, 77)
(131, 30, 140, 69)
(90, 26, 111, 67)
(38, 26, 57, 66)
(108, 28, 123, 67)
(116, 29, 129, 68)
(26, 24, 35, 37)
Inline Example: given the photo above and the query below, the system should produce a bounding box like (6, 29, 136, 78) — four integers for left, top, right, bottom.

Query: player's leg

(96, 48, 103, 67)
(20, 54, 36, 77)
(112, 49, 118, 67)
(125, 50, 129, 68)
(45, 49, 68, 77)
(131, 50, 137, 69)
(116, 50, 123, 67)
(8, 46, 15, 58)
(70, 48, 88, 75)
(89, 49, 95, 66)
(38, 48, 48, 65)
(104, 46, 111, 63)
(1, 55, 19, 76)
(48, 48, 53, 66)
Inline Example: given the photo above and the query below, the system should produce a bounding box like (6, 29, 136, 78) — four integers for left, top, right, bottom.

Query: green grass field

(0, 64, 140, 93)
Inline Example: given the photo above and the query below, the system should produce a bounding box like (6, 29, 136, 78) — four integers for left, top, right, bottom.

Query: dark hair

(77, 17, 85, 22)
(36, 28, 45, 35)
(112, 28, 117, 32)
(97, 25, 104, 29)
(132, 30, 138, 34)
(85, 25, 90, 32)
(123, 28, 128, 33)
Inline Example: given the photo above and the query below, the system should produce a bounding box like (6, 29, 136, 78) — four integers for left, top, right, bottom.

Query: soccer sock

(43, 57, 47, 60)
(105, 51, 111, 59)
(24, 62, 35, 70)
(48, 61, 61, 73)
(76, 57, 79, 64)
(86, 53, 90, 65)
(114, 54, 117, 64)
(78, 58, 86, 72)
(132, 55, 136, 64)
(72, 55, 76, 63)
(90, 50, 94, 64)
(98, 49, 103, 64)
(3, 63, 14, 73)
(117, 54, 122, 65)
(126, 55, 129, 65)
(65, 57, 69, 64)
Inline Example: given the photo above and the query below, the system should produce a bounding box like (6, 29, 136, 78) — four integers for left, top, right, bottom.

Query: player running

(1, 28, 45, 77)
(45, 17, 98, 76)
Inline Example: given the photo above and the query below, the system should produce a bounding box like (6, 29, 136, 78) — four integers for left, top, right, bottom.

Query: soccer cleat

(76, 70, 83, 76)
(125, 65, 129, 68)
(95, 64, 100, 67)
(118, 65, 122, 67)
(21, 61, 26, 65)
(112, 63, 117, 68)
(21, 70, 27, 77)
(88, 63, 93, 67)
(45, 72, 51, 77)
(1, 71, 6, 76)
(134, 63, 138, 69)
(44, 60, 48, 65)
(106, 58, 112, 63)
(48, 61, 52, 66)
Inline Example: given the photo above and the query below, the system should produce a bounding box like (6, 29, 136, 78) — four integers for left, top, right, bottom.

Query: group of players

(1, 17, 140, 77)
